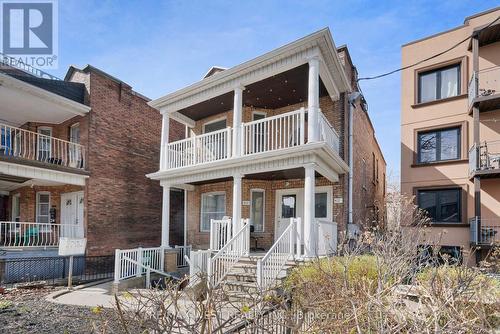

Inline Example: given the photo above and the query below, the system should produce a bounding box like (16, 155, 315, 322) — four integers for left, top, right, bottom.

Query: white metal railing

(175, 245, 192, 268)
(316, 219, 337, 256)
(114, 247, 163, 283)
(0, 222, 81, 248)
(469, 140, 500, 174)
(470, 217, 500, 245)
(208, 218, 250, 287)
(164, 127, 232, 169)
(242, 108, 305, 155)
(0, 123, 86, 169)
(186, 249, 211, 284)
(318, 111, 340, 153)
(210, 218, 232, 251)
(257, 218, 299, 289)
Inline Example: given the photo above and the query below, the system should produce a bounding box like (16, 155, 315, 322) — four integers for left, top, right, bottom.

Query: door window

(315, 192, 328, 218)
(36, 192, 50, 225)
(250, 190, 265, 232)
(203, 119, 227, 159)
(252, 112, 266, 153)
(37, 127, 52, 161)
(281, 195, 296, 218)
(11, 194, 20, 222)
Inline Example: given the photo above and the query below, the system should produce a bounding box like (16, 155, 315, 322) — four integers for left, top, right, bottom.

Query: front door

(275, 189, 303, 240)
(61, 191, 84, 238)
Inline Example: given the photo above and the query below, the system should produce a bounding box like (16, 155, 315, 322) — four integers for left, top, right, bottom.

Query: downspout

(348, 92, 363, 229)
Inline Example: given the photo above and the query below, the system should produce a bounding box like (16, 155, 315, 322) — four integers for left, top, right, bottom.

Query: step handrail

(257, 218, 297, 289)
(208, 219, 250, 288)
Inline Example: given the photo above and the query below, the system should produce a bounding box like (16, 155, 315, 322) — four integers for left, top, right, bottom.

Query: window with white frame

(37, 127, 52, 161)
(36, 192, 50, 226)
(250, 189, 265, 232)
(200, 192, 226, 232)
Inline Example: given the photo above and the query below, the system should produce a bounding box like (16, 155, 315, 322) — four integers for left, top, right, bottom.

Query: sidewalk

(48, 280, 116, 308)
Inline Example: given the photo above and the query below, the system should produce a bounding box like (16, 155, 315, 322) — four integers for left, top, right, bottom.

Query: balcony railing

(0, 123, 86, 170)
(0, 222, 82, 248)
(469, 140, 500, 175)
(468, 66, 500, 106)
(470, 217, 500, 245)
(163, 108, 340, 170)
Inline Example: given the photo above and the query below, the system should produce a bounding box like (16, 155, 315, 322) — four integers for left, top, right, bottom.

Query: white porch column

(303, 164, 316, 257)
(161, 185, 170, 248)
(232, 173, 243, 231)
(307, 57, 320, 142)
(160, 114, 170, 170)
(232, 86, 245, 157)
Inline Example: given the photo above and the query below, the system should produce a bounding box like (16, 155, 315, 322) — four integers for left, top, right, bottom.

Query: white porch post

(160, 114, 170, 170)
(232, 86, 244, 157)
(161, 185, 170, 248)
(232, 174, 243, 231)
(303, 164, 316, 257)
(307, 57, 320, 142)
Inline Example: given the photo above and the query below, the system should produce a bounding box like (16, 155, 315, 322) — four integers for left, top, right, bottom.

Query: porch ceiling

(469, 21, 500, 48)
(0, 173, 67, 191)
(177, 65, 329, 121)
(189, 168, 323, 185)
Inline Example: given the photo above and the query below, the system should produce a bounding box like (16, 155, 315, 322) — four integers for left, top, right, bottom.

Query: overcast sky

(51, 0, 499, 178)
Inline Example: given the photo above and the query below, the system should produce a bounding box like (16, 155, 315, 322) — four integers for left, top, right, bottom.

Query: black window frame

(417, 188, 462, 223)
(417, 63, 461, 103)
(417, 127, 461, 164)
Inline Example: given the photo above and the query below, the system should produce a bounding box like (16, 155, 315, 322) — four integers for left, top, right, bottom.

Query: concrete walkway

(48, 280, 116, 308)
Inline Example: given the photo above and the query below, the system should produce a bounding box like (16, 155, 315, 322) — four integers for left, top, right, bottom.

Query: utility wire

(357, 15, 500, 82)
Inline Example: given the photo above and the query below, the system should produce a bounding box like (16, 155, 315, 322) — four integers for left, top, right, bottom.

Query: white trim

(0, 160, 88, 186)
(0, 72, 90, 115)
(202, 117, 227, 133)
(250, 188, 265, 233)
(200, 191, 226, 232)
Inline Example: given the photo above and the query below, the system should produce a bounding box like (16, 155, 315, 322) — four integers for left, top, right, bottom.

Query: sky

(50, 0, 500, 178)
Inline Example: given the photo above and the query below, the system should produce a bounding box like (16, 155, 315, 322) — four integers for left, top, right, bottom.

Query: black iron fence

(0, 255, 114, 287)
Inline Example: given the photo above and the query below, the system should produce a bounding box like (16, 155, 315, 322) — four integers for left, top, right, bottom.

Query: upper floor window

(417, 188, 461, 223)
(418, 64, 460, 103)
(203, 119, 226, 133)
(417, 127, 460, 163)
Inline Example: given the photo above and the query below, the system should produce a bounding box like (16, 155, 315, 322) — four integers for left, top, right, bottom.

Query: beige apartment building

(401, 7, 500, 264)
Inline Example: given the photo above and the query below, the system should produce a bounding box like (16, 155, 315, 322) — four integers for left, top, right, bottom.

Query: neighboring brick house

(147, 28, 386, 258)
(0, 62, 182, 256)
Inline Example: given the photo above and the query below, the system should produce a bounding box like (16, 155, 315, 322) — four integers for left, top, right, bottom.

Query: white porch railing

(316, 219, 337, 256)
(208, 219, 250, 287)
(186, 249, 211, 283)
(257, 218, 299, 289)
(470, 217, 500, 245)
(0, 222, 81, 248)
(469, 140, 500, 174)
(0, 123, 86, 169)
(114, 247, 163, 283)
(164, 127, 232, 169)
(318, 111, 340, 153)
(175, 245, 192, 268)
(210, 218, 232, 251)
(242, 108, 305, 155)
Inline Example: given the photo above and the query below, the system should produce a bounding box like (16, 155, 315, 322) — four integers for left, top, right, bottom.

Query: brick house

(0, 62, 175, 257)
(141, 29, 386, 285)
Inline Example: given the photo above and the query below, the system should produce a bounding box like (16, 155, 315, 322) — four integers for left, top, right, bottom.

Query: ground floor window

(36, 192, 50, 227)
(315, 192, 328, 218)
(250, 190, 265, 232)
(417, 188, 461, 223)
(200, 192, 225, 232)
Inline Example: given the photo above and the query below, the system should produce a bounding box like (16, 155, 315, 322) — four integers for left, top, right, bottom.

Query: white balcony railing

(469, 141, 500, 174)
(0, 222, 82, 248)
(164, 127, 232, 169)
(242, 108, 305, 155)
(163, 108, 340, 170)
(468, 66, 500, 106)
(0, 123, 86, 169)
(470, 217, 500, 245)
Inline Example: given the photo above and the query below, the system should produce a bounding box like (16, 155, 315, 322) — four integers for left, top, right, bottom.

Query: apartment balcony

(469, 140, 500, 178)
(162, 108, 339, 171)
(468, 66, 500, 113)
(0, 123, 86, 171)
(470, 217, 500, 246)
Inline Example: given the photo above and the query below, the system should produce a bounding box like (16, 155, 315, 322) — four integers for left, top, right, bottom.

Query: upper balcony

(468, 66, 500, 113)
(470, 217, 500, 246)
(163, 107, 339, 170)
(469, 140, 500, 178)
